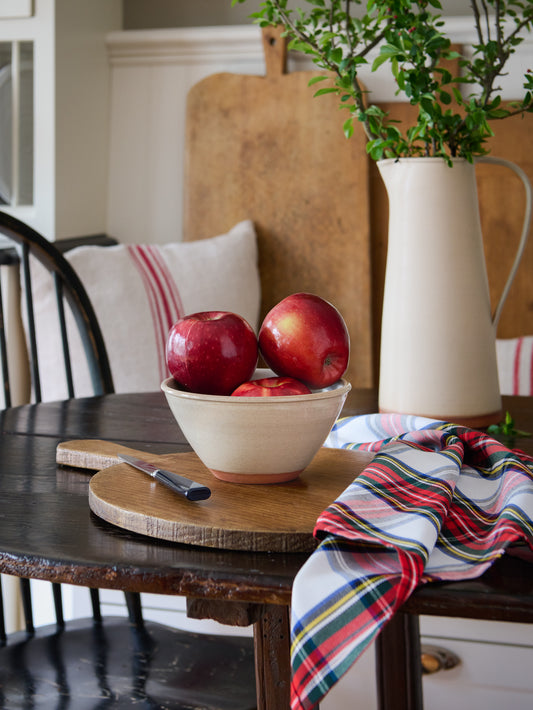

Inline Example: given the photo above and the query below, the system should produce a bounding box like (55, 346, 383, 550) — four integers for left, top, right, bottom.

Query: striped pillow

(28, 220, 260, 400)
(496, 336, 533, 396)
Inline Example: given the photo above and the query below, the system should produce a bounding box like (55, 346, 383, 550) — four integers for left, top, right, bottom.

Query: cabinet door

(422, 617, 533, 710)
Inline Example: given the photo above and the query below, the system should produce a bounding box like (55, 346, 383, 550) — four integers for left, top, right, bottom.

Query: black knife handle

(156, 469, 211, 501)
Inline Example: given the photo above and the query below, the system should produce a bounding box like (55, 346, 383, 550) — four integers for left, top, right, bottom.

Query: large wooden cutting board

(57, 439, 373, 553)
(183, 27, 374, 389)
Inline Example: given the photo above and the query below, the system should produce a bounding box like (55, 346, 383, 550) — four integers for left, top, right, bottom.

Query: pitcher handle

(476, 156, 532, 330)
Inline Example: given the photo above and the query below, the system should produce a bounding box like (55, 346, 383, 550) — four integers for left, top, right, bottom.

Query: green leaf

(371, 53, 393, 72)
(343, 117, 354, 139)
(329, 47, 344, 64)
(367, 141, 385, 160)
(487, 411, 531, 442)
(313, 87, 339, 97)
(452, 87, 463, 104)
(488, 108, 511, 119)
(308, 75, 329, 87)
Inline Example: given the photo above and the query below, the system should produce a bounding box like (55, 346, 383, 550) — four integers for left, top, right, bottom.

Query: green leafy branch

(231, 0, 533, 162)
(487, 410, 531, 443)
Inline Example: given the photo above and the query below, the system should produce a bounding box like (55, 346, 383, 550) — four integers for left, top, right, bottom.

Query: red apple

(231, 376, 311, 397)
(258, 293, 349, 388)
(166, 311, 258, 395)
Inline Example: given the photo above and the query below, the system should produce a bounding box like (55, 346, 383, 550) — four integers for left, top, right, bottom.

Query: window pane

(0, 41, 12, 205)
(0, 40, 34, 206)
(18, 41, 33, 205)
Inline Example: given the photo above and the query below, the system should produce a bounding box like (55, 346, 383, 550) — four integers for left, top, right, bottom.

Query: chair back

(0, 210, 117, 636)
(0, 221, 257, 710)
(0, 211, 114, 407)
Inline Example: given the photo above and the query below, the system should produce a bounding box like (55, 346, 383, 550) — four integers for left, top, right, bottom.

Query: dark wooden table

(0, 390, 531, 710)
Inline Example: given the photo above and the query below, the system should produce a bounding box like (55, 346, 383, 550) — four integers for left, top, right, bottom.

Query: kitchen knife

(117, 454, 211, 501)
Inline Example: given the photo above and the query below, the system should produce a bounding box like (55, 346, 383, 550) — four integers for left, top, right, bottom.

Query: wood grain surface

(57, 439, 373, 553)
(183, 26, 374, 389)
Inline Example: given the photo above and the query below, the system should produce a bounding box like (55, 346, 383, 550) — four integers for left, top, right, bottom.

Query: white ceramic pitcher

(377, 156, 531, 427)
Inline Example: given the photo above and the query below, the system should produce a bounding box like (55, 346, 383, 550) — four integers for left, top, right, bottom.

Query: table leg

(253, 603, 291, 710)
(375, 612, 423, 710)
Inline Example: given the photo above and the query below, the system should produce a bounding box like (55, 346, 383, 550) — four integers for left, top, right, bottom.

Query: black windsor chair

(0, 211, 256, 709)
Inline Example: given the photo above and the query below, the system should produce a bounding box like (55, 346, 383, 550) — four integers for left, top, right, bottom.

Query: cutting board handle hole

(262, 26, 288, 76)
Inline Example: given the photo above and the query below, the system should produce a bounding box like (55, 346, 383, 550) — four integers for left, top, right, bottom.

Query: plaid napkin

(290, 414, 533, 710)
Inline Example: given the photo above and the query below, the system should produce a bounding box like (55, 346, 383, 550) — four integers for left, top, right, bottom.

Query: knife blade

(117, 454, 211, 501)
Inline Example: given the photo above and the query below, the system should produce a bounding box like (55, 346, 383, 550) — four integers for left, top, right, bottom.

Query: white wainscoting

(106, 25, 266, 245)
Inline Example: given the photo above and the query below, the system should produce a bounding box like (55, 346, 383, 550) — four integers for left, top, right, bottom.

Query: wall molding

(107, 18, 533, 66)
(106, 25, 265, 66)
(106, 19, 533, 98)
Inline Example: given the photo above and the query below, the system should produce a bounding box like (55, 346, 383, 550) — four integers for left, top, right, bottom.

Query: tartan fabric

(290, 414, 533, 710)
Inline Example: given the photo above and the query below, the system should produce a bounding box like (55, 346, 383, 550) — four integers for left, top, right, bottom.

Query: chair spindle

(125, 591, 145, 628)
(0, 268, 11, 408)
(90, 588, 102, 623)
(19, 578, 34, 634)
(0, 576, 6, 645)
(52, 582, 65, 628)
(21, 243, 41, 402)
(54, 273, 75, 398)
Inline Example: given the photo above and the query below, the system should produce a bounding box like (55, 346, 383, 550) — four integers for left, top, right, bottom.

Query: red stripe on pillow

(530, 341, 533, 396)
(513, 337, 523, 395)
(142, 246, 183, 328)
(146, 245, 184, 321)
(127, 245, 184, 380)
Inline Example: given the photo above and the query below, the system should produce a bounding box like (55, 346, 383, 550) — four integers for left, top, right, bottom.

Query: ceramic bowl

(161, 370, 351, 484)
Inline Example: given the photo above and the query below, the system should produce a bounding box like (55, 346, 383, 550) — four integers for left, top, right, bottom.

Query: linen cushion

(27, 220, 261, 400)
(496, 336, 533, 396)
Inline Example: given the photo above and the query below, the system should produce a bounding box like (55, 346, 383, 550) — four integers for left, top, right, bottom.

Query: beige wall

(123, 0, 472, 29)
(123, 0, 262, 28)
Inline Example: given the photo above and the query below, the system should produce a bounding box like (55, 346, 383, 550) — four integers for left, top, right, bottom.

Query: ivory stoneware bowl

(161, 370, 351, 484)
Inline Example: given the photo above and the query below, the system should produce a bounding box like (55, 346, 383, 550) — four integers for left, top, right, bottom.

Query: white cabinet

(421, 617, 533, 710)
(0, 0, 121, 239)
(322, 617, 533, 709)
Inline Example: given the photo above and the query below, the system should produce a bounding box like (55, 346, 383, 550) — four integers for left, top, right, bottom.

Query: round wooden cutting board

(85, 446, 373, 553)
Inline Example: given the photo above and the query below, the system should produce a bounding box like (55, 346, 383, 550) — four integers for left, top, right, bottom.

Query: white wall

(53, 0, 122, 237)
(122, 0, 474, 29)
